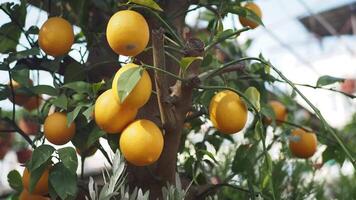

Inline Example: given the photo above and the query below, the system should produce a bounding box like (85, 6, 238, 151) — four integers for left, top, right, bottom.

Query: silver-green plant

(87, 150, 149, 200)
(161, 173, 192, 200)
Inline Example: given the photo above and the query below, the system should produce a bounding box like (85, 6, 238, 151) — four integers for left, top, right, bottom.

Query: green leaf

(67, 105, 84, 126)
(322, 146, 345, 164)
(214, 29, 235, 42)
(232, 145, 251, 173)
(92, 80, 105, 96)
(7, 47, 40, 63)
(196, 149, 218, 164)
(11, 68, 29, 85)
(30, 85, 59, 96)
(83, 105, 94, 121)
(48, 183, 58, 200)
(63, 61, 86, 83)
(58, 147, 78, 173)
(129, 0, 163, 11)
(51, 94, 68, 110)
(316, 75, 344, 87)
(27, 144, 55, 172)
(180, 57, 203, 71)
(40, 59, 60, 73)
(49, 163, 77, 200)
(107, 134, 119, 152)
(0, 63, 8, 70)
(117, 66, 143, 103)
(0, 86, 9, 101)
(228, 6, 263, 26)
(29, 163, 48, 193)
(261, 105, 275, 123)
(253, 120, 262, 140)
(87, 126, 105, 148)
(0, 1, 26, 52)
(1, 1, 27, 27)
(201, 54, 213, 68)
(260, 154, 272, 189)
(7, 170, 23, 192)
(0, 23, 21, 53)
(91, 0, 110, 11)
(244, 87, 260, 111)
(62, 81, 92, 94)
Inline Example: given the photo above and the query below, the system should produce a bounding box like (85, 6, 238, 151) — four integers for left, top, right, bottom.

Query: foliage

(87, 151, 149, 200)
(0, 0, 355, 199)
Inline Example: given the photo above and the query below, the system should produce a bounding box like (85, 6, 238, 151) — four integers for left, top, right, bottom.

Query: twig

(276, 120, 313, 132)
(3, 117, 36, 149)
(196, 183, 258, 199)
(273, 78, 356, 99)
(81, 156, 85, 179)
(244, 56, 356, 168)
(144, 8, 185, 47)
(184, 109, 207, 122)
(198, 57, 253, 81)
(276, 119, 337, 145)
(196, 85, 276, 199)
(98, 144, 113, 166)
(7, 69, 16, 122)
(205, 27, 251, 52)
(0, 129, 16, 132)
(142, 63, 185, 82)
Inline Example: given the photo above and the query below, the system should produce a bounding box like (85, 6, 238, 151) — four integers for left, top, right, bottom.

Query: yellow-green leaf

(180, 56, 203, 71)
(129, 0, 163, 11)
(244, 87, 260, 111)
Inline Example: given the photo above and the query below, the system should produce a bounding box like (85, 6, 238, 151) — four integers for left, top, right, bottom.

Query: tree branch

(196, 183, 257, 199)
(152, 28, 169, 128)
(3, 117, 36, 149)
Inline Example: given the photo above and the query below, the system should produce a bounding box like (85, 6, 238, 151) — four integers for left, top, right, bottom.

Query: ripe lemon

(44, 112, 76, 145)
(266, 100, 287, 124)
(39, 17, 74, 56)
(19, 189, 49, 200)
(112, 63, 152, 108)
(120, 119, 164, 166)
(22, 168, 49, 195)
(239, 2, 262, 29)
(8, 80, 32, 106)
(289, 128, 317, 159)
(209, 90, 248, 134)
(106, 10, 149, 56)
(94, 89, 137, 133)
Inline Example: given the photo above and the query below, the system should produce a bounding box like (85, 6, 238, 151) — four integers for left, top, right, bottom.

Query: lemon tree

(0, 0, 355, 199)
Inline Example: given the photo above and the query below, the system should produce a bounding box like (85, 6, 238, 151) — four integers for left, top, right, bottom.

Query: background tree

(0, 0, 355, 199)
